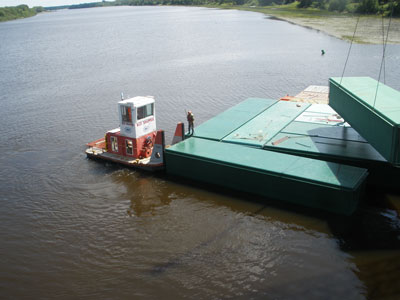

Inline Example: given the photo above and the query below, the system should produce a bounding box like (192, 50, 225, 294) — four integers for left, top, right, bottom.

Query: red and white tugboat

(86, 96, 166, 171)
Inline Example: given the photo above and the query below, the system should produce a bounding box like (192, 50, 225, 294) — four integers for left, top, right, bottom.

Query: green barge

(166, 137, 368, 215)
(165, 77, 400, 215)
(86, 77, 400, 216)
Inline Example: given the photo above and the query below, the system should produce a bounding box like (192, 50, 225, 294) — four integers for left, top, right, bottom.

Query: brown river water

(0, 6, 399, 299)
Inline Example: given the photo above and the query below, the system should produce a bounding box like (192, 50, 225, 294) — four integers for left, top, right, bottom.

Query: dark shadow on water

(93, 157, 400, 252)
(328, 189, 400, 251)
(149, 194, 268, 276)
(87, 159, 400, 298)
(149, 174, 400, 275)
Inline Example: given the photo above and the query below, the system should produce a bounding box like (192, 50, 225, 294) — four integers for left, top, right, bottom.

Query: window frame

(137, 103, 154, 121)
(125, 139, 133, 156)
(121, 105, 132, 124)
(110, 136, 118, 152)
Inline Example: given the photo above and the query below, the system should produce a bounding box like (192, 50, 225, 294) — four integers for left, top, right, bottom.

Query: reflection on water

(0, 5, 400, 299)
(330, 207, 400, 251)
(112, 171, 172, 217)
(353, 250, 400, 299)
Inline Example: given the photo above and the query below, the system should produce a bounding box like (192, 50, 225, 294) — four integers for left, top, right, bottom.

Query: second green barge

(165, 137, 368, 215)
(165, 78, 400, 215)
(165, 97, 371, 216)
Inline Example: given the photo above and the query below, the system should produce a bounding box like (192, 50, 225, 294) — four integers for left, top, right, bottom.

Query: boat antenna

(340, 15, 360, 84)
(373, 1, 395, 109)
(121, 92, 124, 100)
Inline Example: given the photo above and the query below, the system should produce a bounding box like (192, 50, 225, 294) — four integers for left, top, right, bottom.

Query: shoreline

(2, 4, 399, 44)
(209, 5, 400, 44)
(268, 14, 400, 44)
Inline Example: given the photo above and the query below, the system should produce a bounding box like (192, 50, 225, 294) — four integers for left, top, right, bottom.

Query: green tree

(258, 0, 277, 5)
(312, 0, 326, 8)
(328, 0, 347, 11)
(356, 0, 378, 13)
(297, 0, 313, 8)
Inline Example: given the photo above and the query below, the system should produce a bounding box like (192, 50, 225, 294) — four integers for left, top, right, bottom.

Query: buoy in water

(321, 49, 325, 55)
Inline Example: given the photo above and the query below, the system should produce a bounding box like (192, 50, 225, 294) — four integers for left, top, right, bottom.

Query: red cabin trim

(106, 130, 157, 159)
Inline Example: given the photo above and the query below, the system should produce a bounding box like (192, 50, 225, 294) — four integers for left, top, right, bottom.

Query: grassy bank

(0, 5, 44, 22)
(212, 3, 400, 44)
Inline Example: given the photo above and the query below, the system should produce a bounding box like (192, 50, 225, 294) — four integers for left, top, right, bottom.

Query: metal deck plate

(193, 98, 277, 141)
(222, 101, 310, 147)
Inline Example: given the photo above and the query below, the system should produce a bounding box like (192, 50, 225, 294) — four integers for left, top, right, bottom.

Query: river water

(1, 6, 400, 299)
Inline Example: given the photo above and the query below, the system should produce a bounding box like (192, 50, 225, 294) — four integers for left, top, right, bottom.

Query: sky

(0, 0, 100, 7)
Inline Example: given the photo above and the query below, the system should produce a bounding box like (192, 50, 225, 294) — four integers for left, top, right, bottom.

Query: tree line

(0, 5, 44, 22)
(68, 0, 399, 16)
(294, 0, 399, 15)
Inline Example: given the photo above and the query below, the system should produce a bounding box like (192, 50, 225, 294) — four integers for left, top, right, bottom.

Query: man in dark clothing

(187, 111, 194, 135)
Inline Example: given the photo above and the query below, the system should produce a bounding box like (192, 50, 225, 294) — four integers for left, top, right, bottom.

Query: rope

(373, 2, 394, 109)
(340, 15, 360, 84)
(382, 16, 386, 84)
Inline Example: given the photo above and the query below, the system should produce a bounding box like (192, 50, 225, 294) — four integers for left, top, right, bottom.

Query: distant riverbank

(0, 5, 44, 22)
(58, 0, 399, 44)
(212, 5, 400, 44)
(2, 3, 399, 44)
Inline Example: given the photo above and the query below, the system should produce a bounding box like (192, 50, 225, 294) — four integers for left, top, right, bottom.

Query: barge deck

(165, 77, 400, 214)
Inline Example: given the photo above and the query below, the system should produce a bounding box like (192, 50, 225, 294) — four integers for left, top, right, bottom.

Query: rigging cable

(340, 15, 360, 84)
(373, 1, 395, 109)
(382, 16, 386, 84)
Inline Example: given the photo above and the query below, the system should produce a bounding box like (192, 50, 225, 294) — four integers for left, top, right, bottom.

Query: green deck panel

(265, 132, 387, 163)
(294, 104, 347, 126)
(304, 104, 340, 114)
(330, 77, 400, 124)
(264, 138, 399, 189)
(222, 101, 310, 147)
(329, 77, 400, 166)
(165, 137, 368, 215)
(193, 98, 277, 141)
(295, 111, 347, 126)
(266, 121, 400, 189)
(281, 121, 367, 142)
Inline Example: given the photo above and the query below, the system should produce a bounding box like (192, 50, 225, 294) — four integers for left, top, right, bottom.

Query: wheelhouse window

(110, 136, 118, 152)
(121, 105, 132, 124)
(126, 139, 133, 155)
(137, 103, 154, 120)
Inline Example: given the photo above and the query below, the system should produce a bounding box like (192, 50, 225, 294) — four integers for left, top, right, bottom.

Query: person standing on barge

(187, 111, 195, 135)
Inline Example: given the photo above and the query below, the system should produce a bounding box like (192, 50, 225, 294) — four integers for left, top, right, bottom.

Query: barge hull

(165, 138, 368, 215)
(86, 130, 165, 172)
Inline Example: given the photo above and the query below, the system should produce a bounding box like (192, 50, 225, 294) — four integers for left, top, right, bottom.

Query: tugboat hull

(86, 130, 165, 172)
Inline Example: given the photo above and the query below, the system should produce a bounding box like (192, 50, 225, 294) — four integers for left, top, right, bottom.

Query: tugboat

(86, 95, 168, 171)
